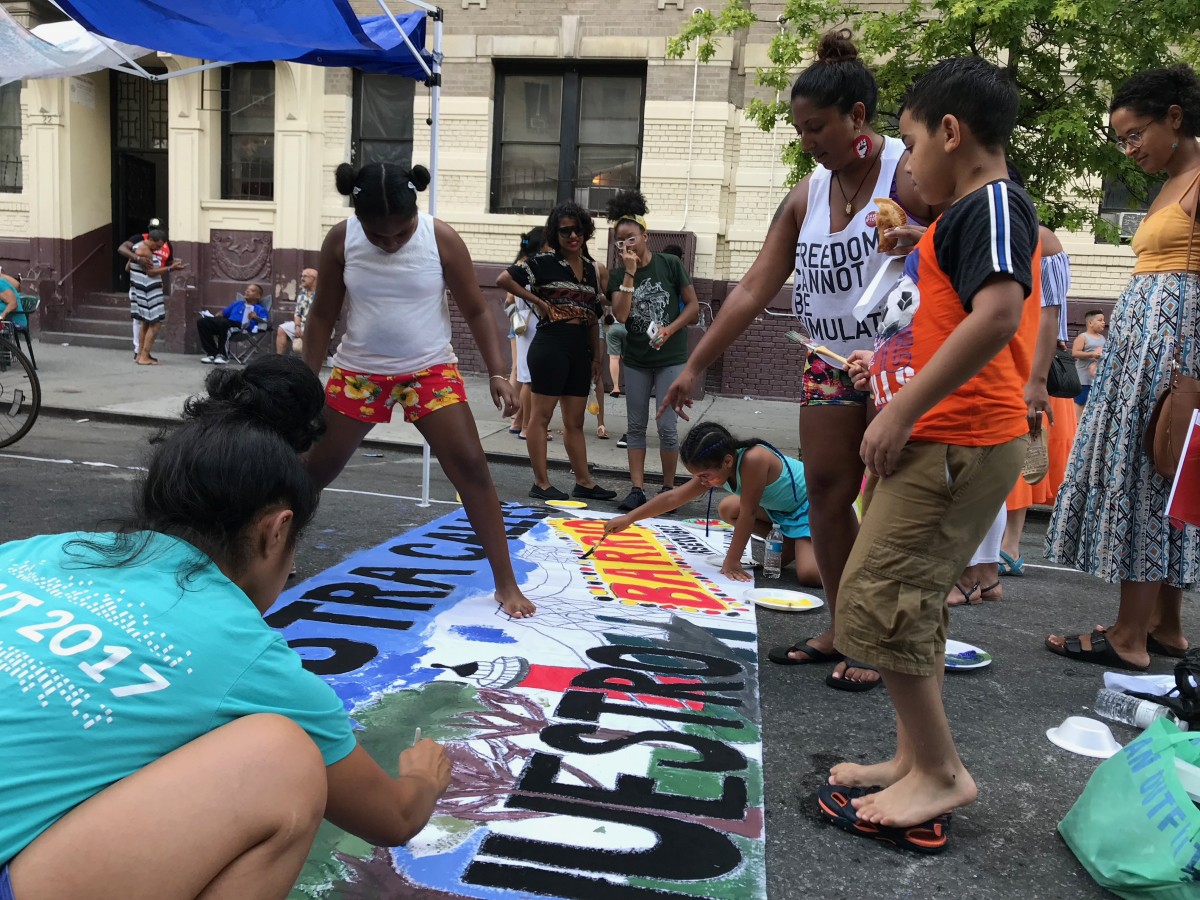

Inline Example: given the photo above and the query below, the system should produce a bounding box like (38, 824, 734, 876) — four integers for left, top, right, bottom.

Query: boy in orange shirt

(819, 57, 1041, 853)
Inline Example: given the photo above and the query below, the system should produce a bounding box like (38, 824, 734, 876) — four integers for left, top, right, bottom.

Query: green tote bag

(1059, 719, 1200, 899)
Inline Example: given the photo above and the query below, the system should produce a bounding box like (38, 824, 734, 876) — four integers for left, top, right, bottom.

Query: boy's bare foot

(852, 767, 977, 827)
(829, 757, 911, 789)
(497, 589, 536, 619)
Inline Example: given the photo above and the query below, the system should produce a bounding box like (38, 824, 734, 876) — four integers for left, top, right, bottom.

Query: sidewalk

(27, 342, 803, 479)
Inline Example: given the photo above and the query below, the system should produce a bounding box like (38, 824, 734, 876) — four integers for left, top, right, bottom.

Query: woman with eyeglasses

(497, 202, 617, 503)
(302, 161, 536, 620)
(604, 190, 700, 512)
(1046, 64, 1200, 671)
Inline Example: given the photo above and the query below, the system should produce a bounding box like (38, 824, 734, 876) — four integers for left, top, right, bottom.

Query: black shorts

(528, 321, 593, 397)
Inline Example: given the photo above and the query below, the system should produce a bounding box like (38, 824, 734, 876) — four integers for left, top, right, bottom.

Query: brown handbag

(1143, 174, 1200, 480)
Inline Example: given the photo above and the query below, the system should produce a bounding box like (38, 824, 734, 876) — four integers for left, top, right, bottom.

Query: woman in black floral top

(497, 202, 617, 502)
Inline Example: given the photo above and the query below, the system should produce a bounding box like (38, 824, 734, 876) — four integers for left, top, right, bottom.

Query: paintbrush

(784, 331, 851, 367)
(580, 533, 608, 560)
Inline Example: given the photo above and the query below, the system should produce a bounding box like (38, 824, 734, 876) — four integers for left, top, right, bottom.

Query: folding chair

(226, 294, 274, 365)
(10, 293, 38, 369)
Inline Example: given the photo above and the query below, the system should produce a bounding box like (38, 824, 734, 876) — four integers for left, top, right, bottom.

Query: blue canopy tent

(49, 0, 446, 505)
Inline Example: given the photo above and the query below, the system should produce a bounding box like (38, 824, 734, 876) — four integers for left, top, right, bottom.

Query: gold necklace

(833, 142, 883, 216)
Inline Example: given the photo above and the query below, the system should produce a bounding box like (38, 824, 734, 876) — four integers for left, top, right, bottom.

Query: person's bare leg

(303, 407, 376, 490)
(628, 447, 647, 490)
(137, 322, 162, 364)
(416, 402, 535, 618)
(851, 662, 977, 826)
(9, 714, 325, 900)
(1000, 506, 1027, 560)
(1149, 583, 1188, 651)
(525, 392, 558, 489)
(515, 383, 531, 436)
(660, 449, 679, 489)
(793, 405, 871, 684)
(792, 537, 822, 587)
(609, 354, 622, 393)
(560, 395, 599, 489)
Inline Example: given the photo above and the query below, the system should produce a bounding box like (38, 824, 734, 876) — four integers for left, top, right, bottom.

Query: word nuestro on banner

(265, 502, 766, 899)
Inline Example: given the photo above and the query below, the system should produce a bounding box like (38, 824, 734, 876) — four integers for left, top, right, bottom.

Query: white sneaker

(213, 355, 228, 365)
(200, 355, 215, 364)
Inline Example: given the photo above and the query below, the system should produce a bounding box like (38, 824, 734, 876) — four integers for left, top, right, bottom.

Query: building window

(0, 82, 21, 193)
(491, 64, 645, 215)
(1098, 174, 1163, 244)
(222, 64, 275, 201)
(352, 73, 415, 169)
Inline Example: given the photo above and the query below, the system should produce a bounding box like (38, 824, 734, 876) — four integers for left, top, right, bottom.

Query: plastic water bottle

(1093, 688, 1180, 730)
(764, 525, 783, 580)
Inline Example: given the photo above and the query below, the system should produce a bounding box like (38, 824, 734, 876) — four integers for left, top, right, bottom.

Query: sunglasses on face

(558, 225, 582, 238)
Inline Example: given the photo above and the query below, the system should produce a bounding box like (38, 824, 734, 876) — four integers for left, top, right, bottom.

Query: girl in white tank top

(301, 161, 536, 619)
(657, 31, 931, 682)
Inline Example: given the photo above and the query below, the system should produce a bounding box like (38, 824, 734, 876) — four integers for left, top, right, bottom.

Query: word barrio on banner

(265, 503, 766, 899)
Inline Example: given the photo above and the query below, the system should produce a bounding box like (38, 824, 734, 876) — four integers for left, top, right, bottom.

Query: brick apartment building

(0, 0, 1139, 398)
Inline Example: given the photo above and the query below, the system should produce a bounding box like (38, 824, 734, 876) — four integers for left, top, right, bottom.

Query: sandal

(947, 581, 981, 607)
(826, 659, 881, 692)
(1147, 634, 1190, 658)
(998, 551, 1025, 576)
(1045, 631, 1149, 671)
(980, 581, 1003, 601)
(818, 784, 950, 854)
(767, 639, 843, 666)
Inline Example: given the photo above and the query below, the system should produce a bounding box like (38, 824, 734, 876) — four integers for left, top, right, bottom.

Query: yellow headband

(617, 214, 648, 231)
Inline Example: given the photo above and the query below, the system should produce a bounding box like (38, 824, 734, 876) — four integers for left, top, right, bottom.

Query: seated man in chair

(0, 273, 21, 324)
(197, 284, 269, 365)
(276, 267, 316, 355)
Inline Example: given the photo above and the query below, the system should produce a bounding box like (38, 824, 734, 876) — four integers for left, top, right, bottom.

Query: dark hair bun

(187, 356, 327, 453)
(407, 165, 432, 192)
(816, 29, 858, 64)
(605, 189, 650, 223)
(335, 163, 358, 198)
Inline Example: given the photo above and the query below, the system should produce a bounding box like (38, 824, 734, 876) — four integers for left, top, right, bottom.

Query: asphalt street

(3, 414, 1187, 899)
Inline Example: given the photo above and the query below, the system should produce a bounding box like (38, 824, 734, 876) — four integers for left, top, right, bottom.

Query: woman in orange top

(1046, 65, 1200, 670)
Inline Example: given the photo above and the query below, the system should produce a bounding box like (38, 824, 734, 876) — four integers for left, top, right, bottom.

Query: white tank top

(333, 213, 457, 374)
(793, 136, 906, 359)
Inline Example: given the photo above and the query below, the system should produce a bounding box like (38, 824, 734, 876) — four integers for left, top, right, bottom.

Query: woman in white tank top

(302, 161, 536, 619)
(662, 30, 933, 688)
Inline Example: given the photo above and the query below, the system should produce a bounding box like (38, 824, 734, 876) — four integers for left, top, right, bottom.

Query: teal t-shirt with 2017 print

(607, 252, 692, 369)
(0, 531, 356, 865)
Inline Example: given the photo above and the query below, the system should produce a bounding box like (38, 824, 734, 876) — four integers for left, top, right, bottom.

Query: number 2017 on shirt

(0, 588, 171, 697)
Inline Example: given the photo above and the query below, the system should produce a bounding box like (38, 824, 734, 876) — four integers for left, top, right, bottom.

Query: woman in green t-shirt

(605, 191, 700, 512)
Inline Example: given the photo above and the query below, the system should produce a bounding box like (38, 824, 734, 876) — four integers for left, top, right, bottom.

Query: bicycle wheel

(0, 336, 40, 448)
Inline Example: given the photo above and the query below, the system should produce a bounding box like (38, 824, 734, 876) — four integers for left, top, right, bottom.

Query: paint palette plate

(743, 588, 824, 612)
(945, 639, 992, 670)
(703, 553, 757, 570)
(544, 499, 588, 509)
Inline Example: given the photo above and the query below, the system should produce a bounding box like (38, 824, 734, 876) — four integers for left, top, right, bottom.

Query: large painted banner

(266, 502, 765, 899)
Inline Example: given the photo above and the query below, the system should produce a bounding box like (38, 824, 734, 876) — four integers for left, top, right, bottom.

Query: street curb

(36, 406, 650, 483)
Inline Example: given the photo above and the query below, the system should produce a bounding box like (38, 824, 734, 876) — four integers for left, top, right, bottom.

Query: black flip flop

(817, 784, 951, 854)
(767, 639, 844, 666)
(1045, 631, 1149, 671)
(826, 658, 881, 692)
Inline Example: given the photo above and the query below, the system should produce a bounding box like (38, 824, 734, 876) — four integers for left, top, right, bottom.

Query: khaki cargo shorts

(834, 437, 1027, 677)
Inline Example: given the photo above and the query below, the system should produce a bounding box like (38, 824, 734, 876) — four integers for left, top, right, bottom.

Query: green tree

(668, 0, 1200, 233)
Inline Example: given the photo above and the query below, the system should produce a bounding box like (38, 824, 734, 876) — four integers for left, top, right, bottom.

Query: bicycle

(0, 320, 40, 448)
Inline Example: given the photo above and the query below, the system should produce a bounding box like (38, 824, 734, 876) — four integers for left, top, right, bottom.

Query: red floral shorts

(325, 364, 467, 424)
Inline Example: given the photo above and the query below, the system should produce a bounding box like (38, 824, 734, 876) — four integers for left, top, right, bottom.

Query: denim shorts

(1, 864, 15, 900)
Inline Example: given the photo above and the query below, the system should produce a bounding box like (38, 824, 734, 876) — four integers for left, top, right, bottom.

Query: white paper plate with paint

(945, 639, 992, 670)
(703, 553, 757, 570)
(742, 588, 824, 612)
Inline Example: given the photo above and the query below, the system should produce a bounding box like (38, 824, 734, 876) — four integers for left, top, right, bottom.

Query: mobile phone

(647, 321, 662, 342)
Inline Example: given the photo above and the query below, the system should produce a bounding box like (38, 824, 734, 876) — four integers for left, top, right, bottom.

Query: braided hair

(680, 422, 763, 472)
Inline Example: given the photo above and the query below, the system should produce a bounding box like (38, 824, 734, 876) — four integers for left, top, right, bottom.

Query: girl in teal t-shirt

(605, 421, 819, 587)
(0, 356, 451, 900)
